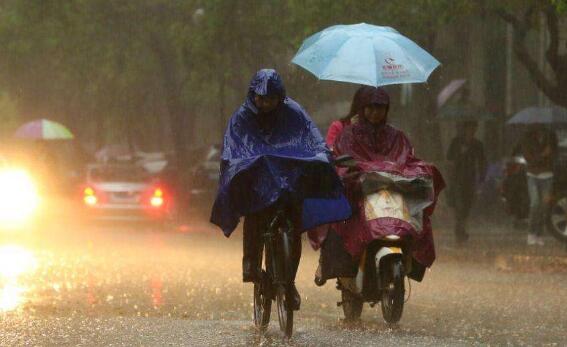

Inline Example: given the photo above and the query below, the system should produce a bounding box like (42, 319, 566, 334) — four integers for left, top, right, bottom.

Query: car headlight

(0, 169, 39, 227)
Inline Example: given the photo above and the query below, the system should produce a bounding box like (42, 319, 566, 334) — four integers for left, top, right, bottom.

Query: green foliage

(553, 0, 567, 12)
(0, 0, 563, 153)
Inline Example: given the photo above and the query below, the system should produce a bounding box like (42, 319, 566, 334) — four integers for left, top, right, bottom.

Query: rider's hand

(342, 164, 361, 180)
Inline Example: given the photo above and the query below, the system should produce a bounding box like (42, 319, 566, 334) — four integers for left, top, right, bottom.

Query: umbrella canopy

(14, 119, 74, 140)
(436, 104, 495, 122)
(507, 106, 567, 125)
(437, 79, 466, 109)
(291, 23, 440, 87)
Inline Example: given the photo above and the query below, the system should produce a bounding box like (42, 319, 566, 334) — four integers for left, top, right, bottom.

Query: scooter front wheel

(380, 257, 405, 324)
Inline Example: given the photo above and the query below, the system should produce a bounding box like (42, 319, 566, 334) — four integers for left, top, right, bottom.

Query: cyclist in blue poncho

(210, 69, 350, 309)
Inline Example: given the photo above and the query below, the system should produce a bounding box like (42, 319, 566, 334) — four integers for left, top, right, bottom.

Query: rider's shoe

(242, 259, 259, 282)
(314, 264, 327, 287)
(289, 283, 301, 310)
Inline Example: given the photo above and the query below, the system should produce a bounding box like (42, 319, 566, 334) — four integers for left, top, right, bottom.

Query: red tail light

(149, 188, 164, 208)
(83, 187, 98, 206)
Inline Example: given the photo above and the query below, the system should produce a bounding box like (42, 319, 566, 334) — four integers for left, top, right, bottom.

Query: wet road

(0, 221, 566, 346)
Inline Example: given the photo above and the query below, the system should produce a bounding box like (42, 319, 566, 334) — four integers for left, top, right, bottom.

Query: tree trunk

(496, 4, 567, 108)
(147, 32, 191, 170)
(411, 31, 443, 161)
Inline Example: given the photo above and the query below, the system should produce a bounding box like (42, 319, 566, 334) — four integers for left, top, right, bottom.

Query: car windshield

(89, 165, 150, 183)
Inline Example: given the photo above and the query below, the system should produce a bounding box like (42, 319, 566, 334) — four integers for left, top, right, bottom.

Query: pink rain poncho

(309, 87, 445, 267)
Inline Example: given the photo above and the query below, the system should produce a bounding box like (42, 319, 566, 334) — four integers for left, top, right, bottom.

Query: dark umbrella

(507, 106, 567, 125)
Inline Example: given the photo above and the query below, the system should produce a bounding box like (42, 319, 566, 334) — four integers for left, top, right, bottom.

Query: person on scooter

(325, 86, 367, 150)
(210, 69, 351, 310)
(310, 86, 444, 284)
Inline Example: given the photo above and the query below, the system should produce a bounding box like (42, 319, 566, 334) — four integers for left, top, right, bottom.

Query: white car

(82, 163, 172, 223)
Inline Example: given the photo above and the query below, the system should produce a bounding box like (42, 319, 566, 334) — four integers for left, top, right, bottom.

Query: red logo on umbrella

(383, 57, 403, 71)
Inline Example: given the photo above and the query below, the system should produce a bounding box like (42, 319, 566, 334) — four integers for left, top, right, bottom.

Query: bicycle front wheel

(253, 282, 271, 331)
(276, 285, 293, 337)
(276, 226, 294, 337)
(253, 249, 271, 332)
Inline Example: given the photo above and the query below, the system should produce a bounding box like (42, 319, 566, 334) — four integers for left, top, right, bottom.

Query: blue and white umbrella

(291, 23, 440, 87)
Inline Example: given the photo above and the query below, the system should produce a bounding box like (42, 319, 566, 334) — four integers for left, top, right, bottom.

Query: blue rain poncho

(210, 69, 351, 236)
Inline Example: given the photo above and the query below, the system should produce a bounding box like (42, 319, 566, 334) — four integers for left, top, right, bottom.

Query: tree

(2, 0, 562, 162)
(0, 0, 204, 169)
(494, 0, 567, 107)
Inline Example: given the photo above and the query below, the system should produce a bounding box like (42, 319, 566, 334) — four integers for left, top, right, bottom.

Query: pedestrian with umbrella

(446, 120, 487, 245)
(521, 123, 557, 246)
(507, 107, 566, 245)
(438, 84, 489, 245)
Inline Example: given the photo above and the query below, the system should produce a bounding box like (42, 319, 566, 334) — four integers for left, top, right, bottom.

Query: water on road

(0, 220, 565, 346)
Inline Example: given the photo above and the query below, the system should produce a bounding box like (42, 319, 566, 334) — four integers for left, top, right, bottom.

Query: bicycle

(253, 203, 297, 338)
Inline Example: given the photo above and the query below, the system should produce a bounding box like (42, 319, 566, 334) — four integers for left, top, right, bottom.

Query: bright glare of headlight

(0, 169, 39, 227)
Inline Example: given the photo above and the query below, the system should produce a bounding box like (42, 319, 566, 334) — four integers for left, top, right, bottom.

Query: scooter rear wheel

(380, 258, 404, 324)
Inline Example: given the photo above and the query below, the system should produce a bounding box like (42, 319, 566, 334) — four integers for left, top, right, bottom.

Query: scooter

(325, 156, 429, 323)
(336, 189, 413, 324)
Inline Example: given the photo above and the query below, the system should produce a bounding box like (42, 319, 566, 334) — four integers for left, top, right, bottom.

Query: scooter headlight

(385, 235, 400, 241)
